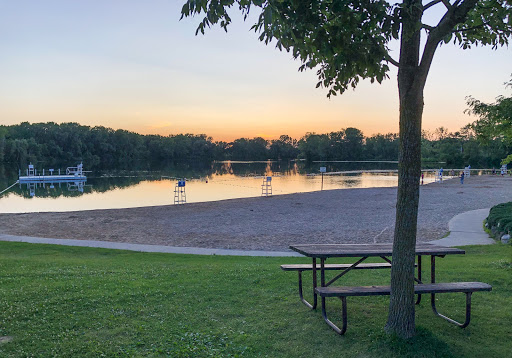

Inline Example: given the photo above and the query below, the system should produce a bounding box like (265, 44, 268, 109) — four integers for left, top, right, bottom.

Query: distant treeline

(0, 122, 509, 169)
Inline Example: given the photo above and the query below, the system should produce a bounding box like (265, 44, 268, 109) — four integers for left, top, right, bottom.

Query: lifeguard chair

(435, 168, 444, 182)
(28, 164, 35, 177)
(174, 179, 187, 204)
(261, 176, 272, 197)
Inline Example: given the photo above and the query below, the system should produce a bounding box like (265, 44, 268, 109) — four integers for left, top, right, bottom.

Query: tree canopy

(467, 76, 512, 145)
(3, 122, 505, 169)
(182, 0, 511, 96)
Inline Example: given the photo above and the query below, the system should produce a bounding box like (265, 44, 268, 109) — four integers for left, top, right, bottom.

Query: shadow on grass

(369, 327, 455, 358)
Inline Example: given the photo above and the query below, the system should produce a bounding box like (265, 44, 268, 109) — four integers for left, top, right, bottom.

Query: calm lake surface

(0, 161, 441, 213)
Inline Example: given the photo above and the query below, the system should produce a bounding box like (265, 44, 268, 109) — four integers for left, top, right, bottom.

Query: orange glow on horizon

(125, 114, 465, 142)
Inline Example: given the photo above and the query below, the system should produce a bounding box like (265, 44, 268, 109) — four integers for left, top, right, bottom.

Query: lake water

(0, 161, 441, 213)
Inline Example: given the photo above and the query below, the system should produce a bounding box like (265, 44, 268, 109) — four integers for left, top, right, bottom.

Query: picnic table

(284, 243, 491, 334)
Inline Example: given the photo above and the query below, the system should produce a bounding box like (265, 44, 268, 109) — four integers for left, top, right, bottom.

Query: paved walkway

(0, 234, 300, 257)
(0, 209, 494, 256)
(428, 208, 495, 246)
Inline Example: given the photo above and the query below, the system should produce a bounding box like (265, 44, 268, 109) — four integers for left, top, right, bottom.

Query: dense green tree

(2, 121, 508, 171)
(0, 122, 225, 168)
(342, 127, 365, 160)
(181, 0, 512, 337)
(365, 133, 399, 160)
(467, 76, 512, 145)
(227, 137, 269, 160)
(0, 127, 6, 162)
(269, 135, 299, 160)
(327, 130, 345, 159)
(298, 133, 330, 161)
(8, 139, 30, 165)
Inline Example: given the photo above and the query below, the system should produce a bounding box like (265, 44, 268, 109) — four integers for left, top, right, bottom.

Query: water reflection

(0, 160, 443, 213)
(20, 180, 86, 198)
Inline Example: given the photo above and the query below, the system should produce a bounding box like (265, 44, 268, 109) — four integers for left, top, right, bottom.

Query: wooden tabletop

(289, 243, 465, 258)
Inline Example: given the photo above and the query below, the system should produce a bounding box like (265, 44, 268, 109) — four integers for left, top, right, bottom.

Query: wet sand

(1, 176, 510, 251)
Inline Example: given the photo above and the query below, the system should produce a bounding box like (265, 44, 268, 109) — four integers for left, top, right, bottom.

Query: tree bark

(385, 0, 425, 339)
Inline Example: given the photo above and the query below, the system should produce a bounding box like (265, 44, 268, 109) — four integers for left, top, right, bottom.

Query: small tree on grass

(467, 76, 512, 148)
(181, 0, 512, 338)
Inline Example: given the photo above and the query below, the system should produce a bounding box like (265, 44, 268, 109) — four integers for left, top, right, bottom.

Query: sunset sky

(0, 1, 510, 142)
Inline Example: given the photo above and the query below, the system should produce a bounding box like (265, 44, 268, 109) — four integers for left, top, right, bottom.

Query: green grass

(0, 242, 511, 358)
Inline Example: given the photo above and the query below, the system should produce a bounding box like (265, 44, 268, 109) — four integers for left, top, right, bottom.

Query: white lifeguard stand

(27, 163, 35, 177)
(501, 164, 507, 175)
(174, 179, 187, 204)
(435, 169, 443, 182)
(66, 162, 84, 176)
(261, 176, 272, 197)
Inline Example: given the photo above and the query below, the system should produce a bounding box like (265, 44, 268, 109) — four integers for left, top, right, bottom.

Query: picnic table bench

(284, 243, 492, 335)
(280, 263, 393, 309)
(316, 282, 492, 335)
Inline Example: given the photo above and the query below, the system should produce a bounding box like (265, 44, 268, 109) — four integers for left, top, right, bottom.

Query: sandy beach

(1, 175, 511, 251)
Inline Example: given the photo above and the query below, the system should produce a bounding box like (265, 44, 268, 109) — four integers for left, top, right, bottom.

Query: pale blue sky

(0, 0, 510, 141)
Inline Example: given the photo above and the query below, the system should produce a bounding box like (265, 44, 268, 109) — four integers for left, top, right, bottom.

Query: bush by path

(487, 202, 512, 241)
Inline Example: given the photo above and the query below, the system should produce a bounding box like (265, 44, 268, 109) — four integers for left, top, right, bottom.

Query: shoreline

(1, 176, 511, 251)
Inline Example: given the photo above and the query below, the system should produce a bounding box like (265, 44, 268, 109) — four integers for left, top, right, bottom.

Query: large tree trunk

(385, 0, 425, 339)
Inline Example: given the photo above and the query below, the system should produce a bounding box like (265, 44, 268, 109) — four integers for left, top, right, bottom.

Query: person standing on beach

(421, 173, 424, 185)
(460, 171, 465, 184)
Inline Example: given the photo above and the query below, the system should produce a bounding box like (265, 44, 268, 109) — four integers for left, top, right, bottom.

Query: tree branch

(422, 24, 435, 31)
(453, 22, 489, 33)
(441, 0, 454, 10)
(385, 54, 400, 67)
(417, 0, 479, 86)
(423, 0, 444, 11)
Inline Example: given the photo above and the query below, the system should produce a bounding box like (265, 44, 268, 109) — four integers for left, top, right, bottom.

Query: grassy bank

(0, 242, 510, 357)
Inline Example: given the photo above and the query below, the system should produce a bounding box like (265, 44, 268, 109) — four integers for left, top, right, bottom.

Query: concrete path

(0, 233, 300, 257)
(428, 208, 495, 247)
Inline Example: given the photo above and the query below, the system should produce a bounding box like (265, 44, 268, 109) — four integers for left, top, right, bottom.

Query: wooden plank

(289, 243, 465, 258)
(280, 263, 392, 271)
(315, 282, 492, 297)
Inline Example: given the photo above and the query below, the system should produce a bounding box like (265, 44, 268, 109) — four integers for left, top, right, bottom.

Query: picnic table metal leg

(320, 258, 326, 287)
(298, 258, 318, 309)
(312, 258, 318, 309)
(416, 255, 422, 305)
(298, 270, 314, 309)
(429, 255, 473, 328)
(431, 255, 436, 312)
(431, 292, 473, 328)
(296, 258, 318, 309)
(320, 296, 348, 335)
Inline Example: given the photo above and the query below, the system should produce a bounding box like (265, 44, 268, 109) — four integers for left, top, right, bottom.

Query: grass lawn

(0, 242, 510, 357)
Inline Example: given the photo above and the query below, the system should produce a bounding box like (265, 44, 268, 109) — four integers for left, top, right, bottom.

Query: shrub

(487, 202, 512, 236)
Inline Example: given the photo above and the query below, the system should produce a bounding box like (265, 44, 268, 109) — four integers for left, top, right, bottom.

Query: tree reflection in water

(0, 160, 407, 200)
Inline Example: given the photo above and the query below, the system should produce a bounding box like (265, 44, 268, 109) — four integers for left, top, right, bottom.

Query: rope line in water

(0, 180, 19, 196)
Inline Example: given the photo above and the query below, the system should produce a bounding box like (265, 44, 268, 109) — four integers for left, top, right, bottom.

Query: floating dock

(18, 163, 87, 183)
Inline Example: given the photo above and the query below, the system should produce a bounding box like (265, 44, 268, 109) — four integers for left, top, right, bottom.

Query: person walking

(460, 171, 465, 184)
